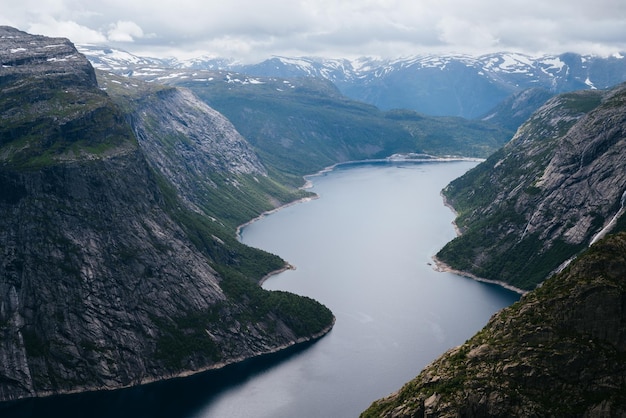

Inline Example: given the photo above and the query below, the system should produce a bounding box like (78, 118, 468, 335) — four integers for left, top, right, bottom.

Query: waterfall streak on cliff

(590, 190, 626, 246)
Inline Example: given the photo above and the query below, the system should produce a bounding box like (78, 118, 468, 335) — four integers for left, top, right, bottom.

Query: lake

(199, 160, 519, 417)
(2, 160, 519, 418)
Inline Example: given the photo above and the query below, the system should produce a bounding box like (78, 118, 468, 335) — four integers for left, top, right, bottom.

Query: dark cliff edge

(437, 82, 626, 290)
(0, 26, 333, 402)
(363, 232, 626, 417)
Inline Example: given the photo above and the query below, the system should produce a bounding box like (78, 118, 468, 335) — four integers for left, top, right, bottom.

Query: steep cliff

(363, 232, 626, 417)
(0, 27, 333, 402)
(437, 83, 626, 290)
(96, 71, 308, 229)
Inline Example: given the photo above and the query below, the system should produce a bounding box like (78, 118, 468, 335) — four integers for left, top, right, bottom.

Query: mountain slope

(150, 69, 513, 176)
(243, 53, 626, 119)
(79, 46, 626, 119)
(0, 26, 333, 401)
(363, 231, 626, 417)
(479, 87, 555, 131)
(437, 83, 626, 290)
(96, 71, 309, 229)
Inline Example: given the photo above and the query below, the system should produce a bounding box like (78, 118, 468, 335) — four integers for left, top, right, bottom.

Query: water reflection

(1, 339, 322, 418)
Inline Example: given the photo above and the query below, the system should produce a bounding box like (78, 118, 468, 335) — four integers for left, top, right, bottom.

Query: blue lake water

(2, 160, 519, 418)
(198, 160, 520, 417)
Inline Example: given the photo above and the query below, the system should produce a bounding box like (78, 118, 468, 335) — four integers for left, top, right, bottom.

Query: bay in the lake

(2, 160, 520, 418)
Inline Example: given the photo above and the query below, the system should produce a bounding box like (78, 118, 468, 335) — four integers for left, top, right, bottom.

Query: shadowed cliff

(0, 26, 333, 402)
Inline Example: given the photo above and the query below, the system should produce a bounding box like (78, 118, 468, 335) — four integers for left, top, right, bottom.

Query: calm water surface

(199, 161, 519, 418)
(2, 161, 519, 418)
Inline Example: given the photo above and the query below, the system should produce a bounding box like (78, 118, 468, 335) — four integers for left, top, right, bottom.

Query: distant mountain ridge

(79, 46, 626, 118)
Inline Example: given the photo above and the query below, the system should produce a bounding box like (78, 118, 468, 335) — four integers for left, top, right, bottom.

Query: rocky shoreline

(437, 192, 527, 295)
(431, 255, 528, 295)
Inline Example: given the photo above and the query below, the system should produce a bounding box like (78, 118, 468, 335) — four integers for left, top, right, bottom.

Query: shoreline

(437, 191, 528, 296)
(237, 154, 483, 243)
(440, 191, 463, 236)
(258, 263, 295, 286)
(20, 318, 336, 403)
(6, 157, 483, 405)
(431, 255, 528, 295)
(239, 156, 527, 296)
(235, 195, 319, 241)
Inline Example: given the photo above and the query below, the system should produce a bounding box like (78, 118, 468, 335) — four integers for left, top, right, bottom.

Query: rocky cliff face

(96, 71, 307, 228)
(437, 83, 626, 290)
(0, 27, 333, 402)
(362, 232, 626, 417)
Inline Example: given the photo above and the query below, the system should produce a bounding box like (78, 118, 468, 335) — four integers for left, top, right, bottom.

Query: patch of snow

(540, 57, 565, 72)
(496, 54, 533, 73)
(584, 77, 596, 89)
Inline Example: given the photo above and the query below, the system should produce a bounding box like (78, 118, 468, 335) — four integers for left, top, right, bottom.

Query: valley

(2, 24, 626, 417)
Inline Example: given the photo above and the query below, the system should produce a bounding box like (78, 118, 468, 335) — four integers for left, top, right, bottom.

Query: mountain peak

(1, 26, 96, 88)
(0, 27, 136, 168)
(77, 46, 626, 119)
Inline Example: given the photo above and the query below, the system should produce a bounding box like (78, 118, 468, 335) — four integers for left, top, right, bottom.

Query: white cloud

(1, 0, 625, 61)
(27, 17, 107, 44)
(107, 20, 144, 42)
(436, 16, 500, 50)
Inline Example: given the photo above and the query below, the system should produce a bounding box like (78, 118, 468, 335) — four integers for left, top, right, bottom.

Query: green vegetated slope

(437, 83, 626, 290)
(363, 231, 626, 417)
(477, 87, 555, 132)
(172, 75, 416, 176)
(96, 71, 311, 230)
(154, 71, 513, 177)
(0, 26, 333, 401)
(384, 109, 513, 158)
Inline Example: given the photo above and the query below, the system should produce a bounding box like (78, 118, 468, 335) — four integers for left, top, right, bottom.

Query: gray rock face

(0, 27, 333, 402)
(0, 26, 95, 88)
(437, 83, 626, 289)
(0, 153, 226, 400)
(96, 72, 268, 215)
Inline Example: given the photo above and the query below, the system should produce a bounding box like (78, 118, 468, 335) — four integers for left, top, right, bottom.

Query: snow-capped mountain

(78, 45, 626, 118)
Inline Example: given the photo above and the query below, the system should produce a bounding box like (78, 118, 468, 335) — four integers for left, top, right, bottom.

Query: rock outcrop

(437, 83, 626, 290)
(362, 232, 626, 417)
(96, 71, 307, 228)
(0, 27, 333, 402)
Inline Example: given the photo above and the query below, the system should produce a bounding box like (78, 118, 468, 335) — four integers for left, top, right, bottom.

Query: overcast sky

(2, 0, 626, 62)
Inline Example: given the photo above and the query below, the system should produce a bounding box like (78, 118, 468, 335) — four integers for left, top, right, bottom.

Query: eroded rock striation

(96, 71, 307, 228)
(0, 26, 333, 402)
(437, 83, 626, 290)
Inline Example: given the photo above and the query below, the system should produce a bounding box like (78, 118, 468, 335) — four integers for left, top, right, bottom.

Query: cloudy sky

(2, 0, 625, 62)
